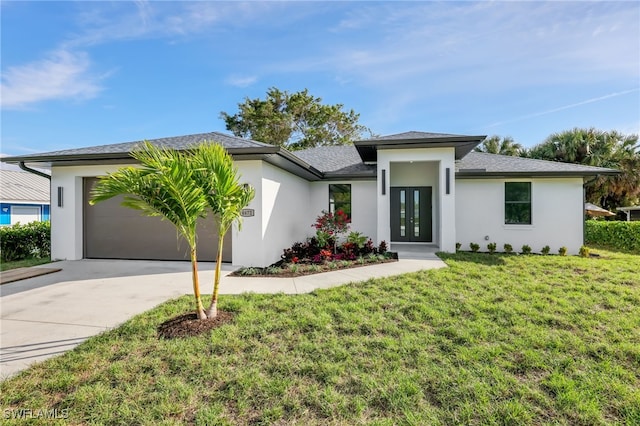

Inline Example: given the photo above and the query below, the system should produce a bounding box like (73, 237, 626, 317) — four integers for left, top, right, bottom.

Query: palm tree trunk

(191, 248, 207, 320)
(206, 234, 225, 318)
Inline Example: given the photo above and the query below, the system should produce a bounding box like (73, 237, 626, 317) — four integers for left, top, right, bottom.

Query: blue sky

(1, 1, 639, 158)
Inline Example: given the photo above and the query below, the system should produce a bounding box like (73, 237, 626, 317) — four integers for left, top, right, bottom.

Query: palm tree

(528, 128, 640, 210)
(474, 136, 523, 156)
(90, 142, 209, 319)
(191, 143, 255, 318)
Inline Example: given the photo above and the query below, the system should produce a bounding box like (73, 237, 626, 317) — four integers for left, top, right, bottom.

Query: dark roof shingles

(365, 131, 467, 141)
(457, 152, 618, 174)
(295, 146, 375, 175)
(12, 132, 273, 159)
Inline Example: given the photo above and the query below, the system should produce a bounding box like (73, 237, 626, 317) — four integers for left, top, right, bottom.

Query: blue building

(0, 169, 50, 226)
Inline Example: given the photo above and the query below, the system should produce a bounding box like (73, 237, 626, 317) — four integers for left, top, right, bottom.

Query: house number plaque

(240, 209, 255, 217)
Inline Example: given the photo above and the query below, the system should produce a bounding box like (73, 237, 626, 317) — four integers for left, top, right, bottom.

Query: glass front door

(390, 187, 432, 242)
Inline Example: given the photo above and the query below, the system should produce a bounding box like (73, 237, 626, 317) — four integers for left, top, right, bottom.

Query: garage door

(83, 177, 231, 262)
(11, 206, 41, 225)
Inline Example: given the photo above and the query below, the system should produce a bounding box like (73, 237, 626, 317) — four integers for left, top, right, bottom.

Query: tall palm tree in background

(192, 143, 255, 318)
(474, 136, 524, 156)
(90, 142, 209, 319)
(527, 128, 640, 211)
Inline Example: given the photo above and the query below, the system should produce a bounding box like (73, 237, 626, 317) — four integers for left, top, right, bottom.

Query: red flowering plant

(312, 209, 351, 255)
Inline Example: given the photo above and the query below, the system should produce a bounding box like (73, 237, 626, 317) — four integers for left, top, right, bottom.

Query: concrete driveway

(1, 256, 446, 380)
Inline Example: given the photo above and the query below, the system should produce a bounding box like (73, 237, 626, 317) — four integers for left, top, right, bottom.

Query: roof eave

(455, 170, 620, 179)
(321, 172, 377, 181)
(1, 146, 325, 181)
(353, 135, 486, 162)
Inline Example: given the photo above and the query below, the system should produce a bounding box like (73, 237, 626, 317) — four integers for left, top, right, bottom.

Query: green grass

(1, 248, 639, 425)
(0, 257, 51, 272)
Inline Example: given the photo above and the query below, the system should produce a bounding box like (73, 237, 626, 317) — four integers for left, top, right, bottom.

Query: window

(505, 182, 531, 225)
(329, 184, 351, 219)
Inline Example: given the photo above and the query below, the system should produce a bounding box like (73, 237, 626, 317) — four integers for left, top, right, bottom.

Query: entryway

(390, 187, 433, 242)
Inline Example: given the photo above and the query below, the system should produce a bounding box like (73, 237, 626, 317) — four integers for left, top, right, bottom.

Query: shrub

(487, 242, 497, 254)
(377, 241, 388, 254)
(521, 245, 532, 255)
(455, 242, 462, 251)
(0, 221, 51, 262)
(238, 267, 259, 276)
(558, 246, 568, 256)
(503, 243, 513, 254)
(585, 221, 640, 252)
(541, 245, 551, 255)
(312, 209, 350, 253)
(470, 243, 480, 253)
(266, 266, 280, 275)
(346, 231, 368, 249)
(579, 245, 590, 258)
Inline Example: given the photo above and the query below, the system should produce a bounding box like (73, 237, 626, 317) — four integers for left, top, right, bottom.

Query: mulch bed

(229, 254, 399, 278)
(157, 310, 234, 339)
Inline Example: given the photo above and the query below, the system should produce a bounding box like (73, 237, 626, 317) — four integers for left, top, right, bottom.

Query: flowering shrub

(313, 209, 350, 253)
(281, 210, 387, 265)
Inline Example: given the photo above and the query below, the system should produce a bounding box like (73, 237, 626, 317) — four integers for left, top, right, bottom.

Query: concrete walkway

(0, 255, 446, 380)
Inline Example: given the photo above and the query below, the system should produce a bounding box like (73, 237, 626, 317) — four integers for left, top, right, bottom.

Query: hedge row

(0, 221, 51, 262)
(585, 220, 640, 252)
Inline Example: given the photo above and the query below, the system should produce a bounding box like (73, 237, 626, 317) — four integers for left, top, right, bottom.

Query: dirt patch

(157, 311, 234, 339)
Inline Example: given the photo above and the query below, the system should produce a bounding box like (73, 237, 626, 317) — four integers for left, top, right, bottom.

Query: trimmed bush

(541, 245, 551, 255)
(558, 246, 568, 256)
(503, 243, 513, 254)
(579, 245, 590, 258)
(0, 221, 51, 262)
(585, 221, 640, 252)
(470, 243, 480, 253)
(487, 242, 497, 254)
(521, 245, 532, 255)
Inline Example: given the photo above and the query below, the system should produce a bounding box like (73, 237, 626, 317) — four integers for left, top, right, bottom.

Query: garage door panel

(84, 177, 231, 262)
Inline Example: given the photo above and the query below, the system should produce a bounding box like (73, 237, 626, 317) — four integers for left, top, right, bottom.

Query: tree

(474, 135, 523, 156)
(220, 87, 372, 150)
(90, 142, 209, 319)
(527, 128, 640, 211)
(191, 143, 255, 318)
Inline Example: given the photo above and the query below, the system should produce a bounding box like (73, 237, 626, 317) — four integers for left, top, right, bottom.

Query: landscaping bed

(231, 252, 398, 277)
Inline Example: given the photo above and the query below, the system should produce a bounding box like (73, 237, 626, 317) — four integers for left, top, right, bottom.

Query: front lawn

(1, 249, 638, 424)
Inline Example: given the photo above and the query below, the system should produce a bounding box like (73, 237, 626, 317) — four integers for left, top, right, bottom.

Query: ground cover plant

(1, 248, 638, 424)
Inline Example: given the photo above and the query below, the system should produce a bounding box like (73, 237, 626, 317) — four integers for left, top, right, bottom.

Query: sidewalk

(1, 256, 446, 379)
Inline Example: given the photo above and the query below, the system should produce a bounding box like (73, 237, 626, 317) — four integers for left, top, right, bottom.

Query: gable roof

(456, 152, 619, 177)
(354, 131, 486, 161)
(0, 170, 50, 203)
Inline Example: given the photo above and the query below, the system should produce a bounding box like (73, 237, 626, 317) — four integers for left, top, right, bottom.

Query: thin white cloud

(225, 75, 258, 88)
(486, 89, 640, 128)
(1, 49, 103, 109)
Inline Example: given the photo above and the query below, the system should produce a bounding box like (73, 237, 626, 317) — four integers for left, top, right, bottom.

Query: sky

(1, 0, 639, 162)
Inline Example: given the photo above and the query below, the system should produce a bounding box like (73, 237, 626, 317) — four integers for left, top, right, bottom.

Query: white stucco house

(2, 131, 618, 266)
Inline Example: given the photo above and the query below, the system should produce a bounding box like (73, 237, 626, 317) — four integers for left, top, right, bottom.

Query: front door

(390, 187, 432, 242)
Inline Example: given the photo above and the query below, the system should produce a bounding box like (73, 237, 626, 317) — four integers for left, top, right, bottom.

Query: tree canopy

(220, 87, 372, 150)
(474, 135, 524, 156)
(526, 128, 640, 211)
